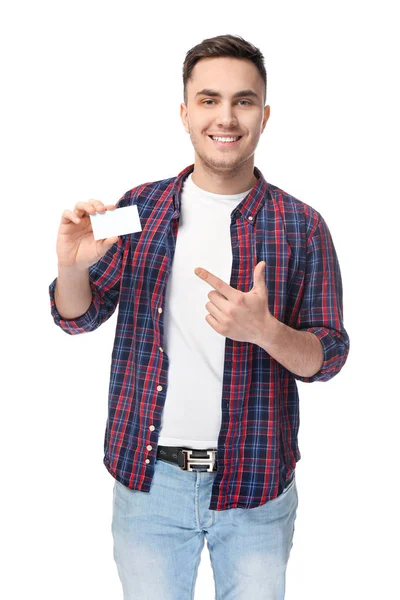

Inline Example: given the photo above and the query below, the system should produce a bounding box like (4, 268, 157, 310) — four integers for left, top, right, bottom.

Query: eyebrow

(194, 88, 259, 100)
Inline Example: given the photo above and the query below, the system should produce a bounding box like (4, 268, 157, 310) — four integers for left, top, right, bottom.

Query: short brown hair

(182, 34, 267, 105)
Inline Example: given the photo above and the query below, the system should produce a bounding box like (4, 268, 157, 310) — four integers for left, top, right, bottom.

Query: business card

(90, 204, 142, 240)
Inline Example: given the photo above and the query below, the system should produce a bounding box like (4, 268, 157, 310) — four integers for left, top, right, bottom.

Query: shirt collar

(171, 164, 269, 224)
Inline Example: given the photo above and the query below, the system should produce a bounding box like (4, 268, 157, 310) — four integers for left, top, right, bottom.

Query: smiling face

(180, 57, 270, 187)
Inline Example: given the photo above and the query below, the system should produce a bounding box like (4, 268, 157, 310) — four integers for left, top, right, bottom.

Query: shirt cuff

(294, 326, 349, 383)
(48, 277, 99, 334)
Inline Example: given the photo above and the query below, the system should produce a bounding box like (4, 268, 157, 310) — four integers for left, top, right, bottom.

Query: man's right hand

(56, 200, 119, 269)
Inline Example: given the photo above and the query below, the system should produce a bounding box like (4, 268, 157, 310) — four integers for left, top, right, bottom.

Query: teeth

(211, 136, 240, 142)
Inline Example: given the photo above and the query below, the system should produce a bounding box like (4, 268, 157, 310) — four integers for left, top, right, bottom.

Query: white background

(1, 0, 399, 598)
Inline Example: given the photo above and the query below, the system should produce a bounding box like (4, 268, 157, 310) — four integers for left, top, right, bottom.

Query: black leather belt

(157, 445, 217, 472)
(156, 445, 295, 491)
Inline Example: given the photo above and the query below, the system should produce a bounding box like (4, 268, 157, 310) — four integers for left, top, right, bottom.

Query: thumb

(98, 235, 119, 255)
(253, 261, 267, 290)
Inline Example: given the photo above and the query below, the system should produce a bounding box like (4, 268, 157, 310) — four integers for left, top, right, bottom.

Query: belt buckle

(181, 449, 216, 472)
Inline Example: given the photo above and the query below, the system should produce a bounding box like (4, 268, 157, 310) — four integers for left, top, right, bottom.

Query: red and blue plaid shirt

(49, 164, 349, 510)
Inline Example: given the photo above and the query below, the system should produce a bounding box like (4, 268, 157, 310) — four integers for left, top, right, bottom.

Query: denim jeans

(112, 456, 298, 600)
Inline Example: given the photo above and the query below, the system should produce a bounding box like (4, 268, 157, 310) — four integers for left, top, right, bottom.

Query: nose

(216, 104, 238, 128)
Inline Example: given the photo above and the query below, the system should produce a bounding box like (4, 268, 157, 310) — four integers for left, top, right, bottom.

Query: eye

(202, 99, 252, 106)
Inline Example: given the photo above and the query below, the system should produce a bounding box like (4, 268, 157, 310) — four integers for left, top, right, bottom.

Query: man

(49, 34, 349, 600)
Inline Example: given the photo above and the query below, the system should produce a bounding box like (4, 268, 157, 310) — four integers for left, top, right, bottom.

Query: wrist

(255, 314, 282, 351)
(57, 262, 90, 274)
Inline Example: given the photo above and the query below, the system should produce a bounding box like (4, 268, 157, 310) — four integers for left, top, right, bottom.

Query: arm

(54, 265, 92, 320)
(257, 317, 324, 378)
(48, 190, 135, 335)
(49, 235, 126, 335)
(259, 213, 349, 382)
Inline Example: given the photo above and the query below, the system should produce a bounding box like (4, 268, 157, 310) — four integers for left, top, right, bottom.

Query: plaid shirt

(49, 164, 349, 510)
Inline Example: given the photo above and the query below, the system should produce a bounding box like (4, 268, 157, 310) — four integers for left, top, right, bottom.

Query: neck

(191, 157, 258, 194)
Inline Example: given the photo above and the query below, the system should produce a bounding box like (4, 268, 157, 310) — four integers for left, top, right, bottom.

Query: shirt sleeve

(48, 235, 126, 335)
(293, 213, 350, 383)
(48, 189, 135, 335)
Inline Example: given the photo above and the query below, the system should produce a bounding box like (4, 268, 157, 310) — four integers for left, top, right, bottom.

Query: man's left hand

(194, 261, 276, 345)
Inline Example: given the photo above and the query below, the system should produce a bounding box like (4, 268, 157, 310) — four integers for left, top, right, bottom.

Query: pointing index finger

(194, 268, 236, 300)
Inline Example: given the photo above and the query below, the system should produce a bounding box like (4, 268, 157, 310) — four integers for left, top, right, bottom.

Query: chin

(206, 159, 243, 172)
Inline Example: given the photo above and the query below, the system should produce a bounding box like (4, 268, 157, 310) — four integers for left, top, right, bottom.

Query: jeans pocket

(281, 473, 296, 495)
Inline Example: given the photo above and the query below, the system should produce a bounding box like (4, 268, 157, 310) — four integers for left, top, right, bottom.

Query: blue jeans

(112, 457, 298, 600)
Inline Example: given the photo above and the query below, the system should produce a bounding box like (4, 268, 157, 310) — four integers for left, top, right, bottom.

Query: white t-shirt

(158, 174, 252, 448)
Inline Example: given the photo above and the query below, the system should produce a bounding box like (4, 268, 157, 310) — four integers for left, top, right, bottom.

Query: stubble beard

(190, 131, 249, 177)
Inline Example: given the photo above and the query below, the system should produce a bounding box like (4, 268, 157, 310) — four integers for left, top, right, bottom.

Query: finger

(253, 261, 267, 288)
(206, 300, 224, 320)
(205, 312, 222, 334)
(195, 268, 237, 301)
(91, 200, 107, 212)
(73, 200, 106, 216)
(98, 236, 119, 250)
(61, 209, 83, 225)
(73, 203, 97, 218)
(207, 290, 229, 311)
(76, 203, 116, 218)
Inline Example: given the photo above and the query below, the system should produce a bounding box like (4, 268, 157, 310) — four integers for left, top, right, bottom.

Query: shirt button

(149, 425, 155, 431)
(157, 385, 163, 391)
(159, 347, 163, 352)
(158, 307, 163, 313)
(248, 215, 253, 221)
(147, 445, 152, 451)
(145, 458, 150, 464)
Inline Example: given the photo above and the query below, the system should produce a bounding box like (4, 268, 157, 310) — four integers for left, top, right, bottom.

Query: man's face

(180, 57, 270, 174)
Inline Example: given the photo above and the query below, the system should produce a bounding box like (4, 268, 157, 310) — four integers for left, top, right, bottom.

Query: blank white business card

(90, 204, 142, 241)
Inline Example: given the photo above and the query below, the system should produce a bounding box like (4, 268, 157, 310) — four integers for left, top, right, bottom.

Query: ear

(180, 103, 190, 134)
(261, 105, 271, 133)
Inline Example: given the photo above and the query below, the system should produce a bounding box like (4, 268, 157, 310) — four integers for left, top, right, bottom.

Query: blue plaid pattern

(49, 164, 349, 510)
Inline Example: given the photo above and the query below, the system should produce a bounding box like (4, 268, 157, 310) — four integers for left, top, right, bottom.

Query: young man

(49, 34, 349, 600)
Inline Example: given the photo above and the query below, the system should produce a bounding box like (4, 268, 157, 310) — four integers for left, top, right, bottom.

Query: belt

(156, 445, 295, 490)
(157, 445, 218, 472)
